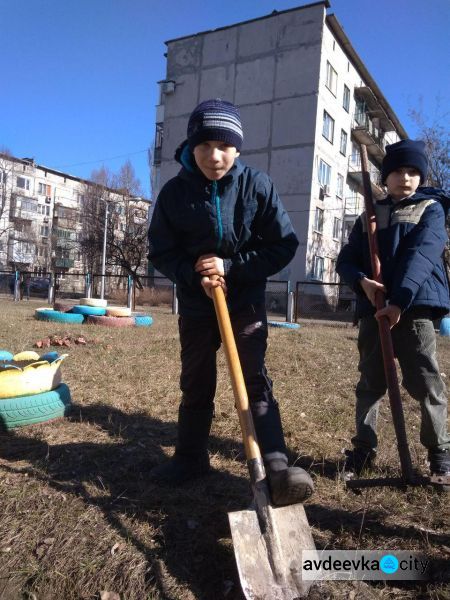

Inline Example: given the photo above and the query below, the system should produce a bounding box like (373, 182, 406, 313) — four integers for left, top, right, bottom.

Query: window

(20, 197, 37, 213)
(1, 171, 7, 184)
(325, 61, 338, 96)
(312, 256, 324, 280)
(154, 123, 164, 165)
(318, 159, 331, 187)
(38, 182, 51, 195)
(322, 111, 335, 143)
(343, 85, 350, 112)
(337, 173, 344, 198)
(333, 217, 342, 240)
(40, 225, 49, 237)
(314, 207, 324, 233)
(16, 176, 30, 190)
(340, 130, 348, 156)
(330, 258, 338, 282)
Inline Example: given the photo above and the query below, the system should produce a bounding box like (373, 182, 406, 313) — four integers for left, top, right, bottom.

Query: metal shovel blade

(229, 480, 316, 600)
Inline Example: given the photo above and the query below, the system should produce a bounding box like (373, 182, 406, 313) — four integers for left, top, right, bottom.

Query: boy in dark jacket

(337, 140, 450, 487)
(147, 99, 314, 505)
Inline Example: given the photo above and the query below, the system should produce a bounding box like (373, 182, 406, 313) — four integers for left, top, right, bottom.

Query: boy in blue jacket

(337, 140, 450, 487)
(147, 99, 314, 505)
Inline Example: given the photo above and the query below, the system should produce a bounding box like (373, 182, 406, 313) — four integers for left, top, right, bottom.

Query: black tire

(0, 383, 72, 430)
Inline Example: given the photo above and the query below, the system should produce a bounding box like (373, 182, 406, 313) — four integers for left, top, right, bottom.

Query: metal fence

(0, 269, 358, 324)
(295, 281, 357, 322)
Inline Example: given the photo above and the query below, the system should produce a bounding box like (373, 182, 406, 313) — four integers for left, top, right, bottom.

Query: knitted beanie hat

(187, 99, 243, 151)
(381, 139, 428, 184)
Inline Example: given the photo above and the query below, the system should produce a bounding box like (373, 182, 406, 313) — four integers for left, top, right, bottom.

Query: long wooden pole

(359, 144, 414, 482)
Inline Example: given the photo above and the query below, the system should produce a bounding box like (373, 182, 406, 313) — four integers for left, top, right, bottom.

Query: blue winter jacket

(148, 142, 299, 317)
(336, 187, 450, 319)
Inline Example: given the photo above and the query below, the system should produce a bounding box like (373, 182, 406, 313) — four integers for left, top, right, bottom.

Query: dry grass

(0, 298, 449, 600)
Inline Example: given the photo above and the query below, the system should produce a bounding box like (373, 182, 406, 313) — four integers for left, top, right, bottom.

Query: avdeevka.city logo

(380, 554, 399, 574)
(301, 550, 429, 581)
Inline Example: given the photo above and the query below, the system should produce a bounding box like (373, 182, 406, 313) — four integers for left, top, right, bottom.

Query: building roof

(164, 1, 330, 44)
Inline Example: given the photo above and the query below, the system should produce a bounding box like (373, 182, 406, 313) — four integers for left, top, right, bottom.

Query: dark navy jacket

(148, 142, 299, 317)
(336, 188, 450, 319)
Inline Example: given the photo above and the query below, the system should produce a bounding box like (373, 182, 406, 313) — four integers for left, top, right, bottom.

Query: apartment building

(151, 1, 407, 294)
(0, 154, 150, 281)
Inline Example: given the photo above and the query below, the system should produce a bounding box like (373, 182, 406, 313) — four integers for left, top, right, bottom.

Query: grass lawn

(0, 299, 449, 600)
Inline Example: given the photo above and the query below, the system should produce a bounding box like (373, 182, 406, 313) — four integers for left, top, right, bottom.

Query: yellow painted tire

(0, 356, 67, 399)
(106, 307, 131, 317)
(79, 298, 108, 308)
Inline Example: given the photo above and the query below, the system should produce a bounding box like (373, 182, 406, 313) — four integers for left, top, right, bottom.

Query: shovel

(211, 284, 316, 600)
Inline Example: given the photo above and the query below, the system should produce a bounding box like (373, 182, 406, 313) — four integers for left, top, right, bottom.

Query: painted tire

(85, 315, 135, 327)
(106, 307, 131, 317)
(71, 305, 107, 316)
(35, 310, 84, 324)
(134, 315, 153, 327)
(0, 351, 14, 362)
(439, 317, 450, 337)
(267, 321, 301, 330)
(0, 383, 72, 430)
(79, 298, 108, 308)
(0, 356, 66, 399)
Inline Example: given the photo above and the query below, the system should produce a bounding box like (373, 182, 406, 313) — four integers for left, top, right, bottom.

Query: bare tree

(0, 150, 15, 267)
(77, 162, 149, 288)
(409, 102, 449, 189)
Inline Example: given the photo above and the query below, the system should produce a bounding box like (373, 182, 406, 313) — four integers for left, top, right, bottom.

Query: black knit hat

(187, 99, 243, 151)
(381, 139, 428, 184)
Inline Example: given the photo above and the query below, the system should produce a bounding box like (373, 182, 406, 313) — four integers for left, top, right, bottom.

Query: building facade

(151, 1, 406, 298)
(0, 154, 150, 284)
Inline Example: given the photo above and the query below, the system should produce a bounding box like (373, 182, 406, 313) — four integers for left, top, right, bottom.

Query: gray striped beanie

(187, 99, 243, 151)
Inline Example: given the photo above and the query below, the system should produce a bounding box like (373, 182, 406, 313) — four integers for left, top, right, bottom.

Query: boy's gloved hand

(200, 276, 227, 299)
(375, 304, 401, 328)
(195, 254, 225, 277)
(360, 277, 386, 306)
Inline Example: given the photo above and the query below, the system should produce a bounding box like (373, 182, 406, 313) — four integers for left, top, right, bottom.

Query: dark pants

(178, 303, 287, 459)
(353, 310, 450, 452)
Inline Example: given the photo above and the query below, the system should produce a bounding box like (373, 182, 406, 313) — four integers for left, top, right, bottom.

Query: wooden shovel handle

(211, 285, 262, 461)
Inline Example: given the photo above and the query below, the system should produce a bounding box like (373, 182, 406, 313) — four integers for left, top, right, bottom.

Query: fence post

(127, 276, 134, 310)
(13, 270, 20, 302)
(172, 283, 178, 315)
(287, 291, 295, 323)
(85, 273, 92, 298)
(48, 274, 54, 305)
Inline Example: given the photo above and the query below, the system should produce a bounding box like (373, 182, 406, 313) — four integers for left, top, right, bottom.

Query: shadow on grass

(0, 403, 251, 600)
(0, 405, 447, 599)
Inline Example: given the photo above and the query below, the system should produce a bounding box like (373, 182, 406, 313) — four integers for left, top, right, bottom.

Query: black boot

(266, 457, 314, 506)
(251, 400, 314, 506)
(149, 405, 213, 485)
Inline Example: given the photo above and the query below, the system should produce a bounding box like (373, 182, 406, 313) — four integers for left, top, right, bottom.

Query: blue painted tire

(134, 315, 153, 327)
(439, 317, 450, 337)
(0, 383, 72, 430)
(71, 305, 107, 316)
(267, 321, 301, 330)
(0, 351, 14, 362)
(35, 310, 84, 324)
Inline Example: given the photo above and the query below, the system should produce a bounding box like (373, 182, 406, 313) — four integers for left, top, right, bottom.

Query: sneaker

(342, 447, 376, 479)
(428, 448, 450, 492)
(266, 466, 314, 506)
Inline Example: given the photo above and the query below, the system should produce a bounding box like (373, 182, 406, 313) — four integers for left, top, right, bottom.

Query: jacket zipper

(211, 180, 223, 252)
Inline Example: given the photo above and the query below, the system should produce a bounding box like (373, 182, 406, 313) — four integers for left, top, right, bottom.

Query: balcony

(352, 112, 386, 163)
(54, 258, 74, 269)
(347, 155, 385, 200)
(7, 239, 35, 264)
(354, 87, 395, 132)
(344, 194, 364, 217)
(10, 196, 38, 221)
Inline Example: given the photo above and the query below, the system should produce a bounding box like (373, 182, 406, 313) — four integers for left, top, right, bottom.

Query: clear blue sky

(1, 0, 448, 198)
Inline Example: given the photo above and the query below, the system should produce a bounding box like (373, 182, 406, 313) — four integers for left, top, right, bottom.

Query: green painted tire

(35, 310, 84, 324)
(134, 315, 153, 327)
(0, 383, 72, 430)
(267, 321, 301, 330)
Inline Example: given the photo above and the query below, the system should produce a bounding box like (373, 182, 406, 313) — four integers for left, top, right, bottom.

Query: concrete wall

(158, 4, 326, 282)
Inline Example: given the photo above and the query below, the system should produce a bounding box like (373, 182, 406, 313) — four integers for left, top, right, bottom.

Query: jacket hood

(381, 186, 450, 215)
(174, 139, 245, 183)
